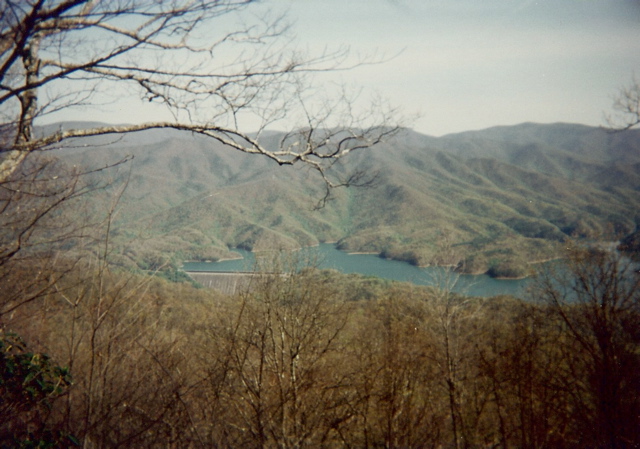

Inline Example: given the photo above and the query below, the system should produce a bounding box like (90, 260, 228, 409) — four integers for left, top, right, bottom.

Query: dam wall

(185, 271, 271, 295)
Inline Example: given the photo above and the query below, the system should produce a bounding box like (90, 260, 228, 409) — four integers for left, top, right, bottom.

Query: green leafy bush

(0, 332, 77, 447)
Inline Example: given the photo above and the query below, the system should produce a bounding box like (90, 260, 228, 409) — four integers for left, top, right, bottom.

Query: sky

(46, 0, 640, 137)
(277, 0, 640, 136)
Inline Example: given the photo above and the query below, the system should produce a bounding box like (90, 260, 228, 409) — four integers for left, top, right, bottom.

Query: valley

(60, 121, 640, 280)
(183, 243, 533, 297)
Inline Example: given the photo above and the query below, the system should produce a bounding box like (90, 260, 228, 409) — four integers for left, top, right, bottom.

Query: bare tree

(420, 233, 487, 449)
(350, 290, 443, 448)
(605, 74, 640, 131)
(0, 147, 132, 322)
(533, 247, 640, 448)
(198, 259, 354, 447)
(0, 0, 399, 188)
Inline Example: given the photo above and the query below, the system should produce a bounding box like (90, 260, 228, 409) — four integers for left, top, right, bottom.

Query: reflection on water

(183, 243, 532, 298)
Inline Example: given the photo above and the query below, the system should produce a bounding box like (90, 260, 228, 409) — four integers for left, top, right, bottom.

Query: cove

(183, 243, 532, 298)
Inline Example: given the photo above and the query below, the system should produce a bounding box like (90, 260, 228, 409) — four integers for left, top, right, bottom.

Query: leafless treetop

(606, 74, 640, 131)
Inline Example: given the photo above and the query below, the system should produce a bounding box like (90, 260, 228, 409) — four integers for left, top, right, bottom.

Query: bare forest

(2, 248, 639, 448)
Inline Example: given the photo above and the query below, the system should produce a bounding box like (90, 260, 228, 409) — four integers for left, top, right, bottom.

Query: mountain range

(54, 122, 640, 278)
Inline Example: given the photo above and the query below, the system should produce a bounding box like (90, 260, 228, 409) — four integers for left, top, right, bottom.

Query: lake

(183, 243, 532, 298)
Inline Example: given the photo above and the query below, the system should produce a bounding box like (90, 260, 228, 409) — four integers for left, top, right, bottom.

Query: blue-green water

(183, 243, 532, 298)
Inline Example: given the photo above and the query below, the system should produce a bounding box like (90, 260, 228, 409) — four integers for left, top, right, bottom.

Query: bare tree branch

(605, 74, 640, 131)
(0, 0, 400, 189)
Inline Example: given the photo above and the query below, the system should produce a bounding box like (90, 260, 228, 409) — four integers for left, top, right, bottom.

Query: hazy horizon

(44, 0, 640, 137)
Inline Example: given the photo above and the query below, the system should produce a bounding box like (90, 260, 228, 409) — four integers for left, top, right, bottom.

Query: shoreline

(182, 244, 554, 281)
(346, 251, 379, 255)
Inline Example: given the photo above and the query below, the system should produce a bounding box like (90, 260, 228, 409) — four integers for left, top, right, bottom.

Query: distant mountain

(54, 122, 640, 278)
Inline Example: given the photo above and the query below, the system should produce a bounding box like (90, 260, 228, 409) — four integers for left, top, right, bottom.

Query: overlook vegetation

(2, 247, 639, 448)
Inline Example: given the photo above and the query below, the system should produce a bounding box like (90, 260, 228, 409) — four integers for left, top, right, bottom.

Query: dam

(184, 271, 275, 295)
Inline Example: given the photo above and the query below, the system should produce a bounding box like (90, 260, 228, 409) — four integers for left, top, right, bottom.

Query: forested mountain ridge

(58, 122, 640, 277)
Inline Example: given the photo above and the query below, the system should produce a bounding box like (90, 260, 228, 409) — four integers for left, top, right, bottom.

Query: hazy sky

(279, 0, 640, 135)
(46, 0, 640, 137)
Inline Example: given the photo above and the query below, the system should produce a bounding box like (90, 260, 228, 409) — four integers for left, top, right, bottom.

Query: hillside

(58, 122, 640, 278)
